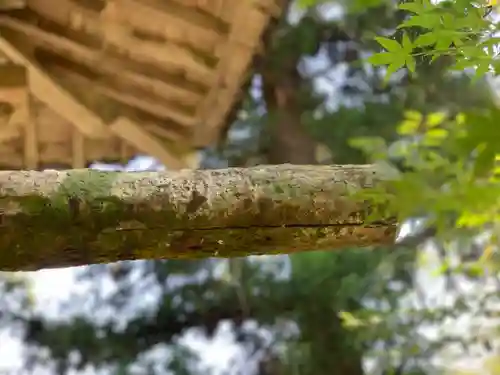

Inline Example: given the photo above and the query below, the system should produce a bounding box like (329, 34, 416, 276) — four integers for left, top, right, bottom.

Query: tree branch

(0, 164, 396, 271)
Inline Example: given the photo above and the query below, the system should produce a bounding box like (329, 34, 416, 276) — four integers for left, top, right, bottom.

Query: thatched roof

(0, 0, 282, 170)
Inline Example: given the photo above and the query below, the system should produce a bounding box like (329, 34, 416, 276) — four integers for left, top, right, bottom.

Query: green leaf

(434, 31, 455, 51)
(402, 32, 413, 53)
(398, 14, 441, 29)
(463, 263, 485, 278)
(406, 55, 416, 73)
(474, 61, 491, 81)
(414, 32, 437, 47)
(366, 52, 394, 65)
(374, 36, 403, 52)
(398, 1, 423, 14)
(426, 112, 447, 127)
(441, 14, 456, 29)
(452, 58, 477, 71)
(480, 37, 500, 48)
(349, 136, 388, 158)
(339, 311, 365, 328)
(296, 0, 321, 8)
(492, 60, 500, 75)
(460, 45, 487, 58)
(452, 36, 463, 47)
(405, 111, 422, 122)
(423, 128, 449, 146)
(385, 58, 406, 82)
(398, 120, 420, 135)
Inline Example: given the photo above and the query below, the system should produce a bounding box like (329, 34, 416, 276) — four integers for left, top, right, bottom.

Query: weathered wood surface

(0, 164, 396, 271)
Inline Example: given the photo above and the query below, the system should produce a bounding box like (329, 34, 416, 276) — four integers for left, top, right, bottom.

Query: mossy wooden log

(0, 164, 397, 271)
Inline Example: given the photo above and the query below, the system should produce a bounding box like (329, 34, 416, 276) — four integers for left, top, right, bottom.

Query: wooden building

(0, 0, 281, 170)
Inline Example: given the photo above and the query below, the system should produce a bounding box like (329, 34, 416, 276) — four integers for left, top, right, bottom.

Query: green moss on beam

(0, 164, 397, 271)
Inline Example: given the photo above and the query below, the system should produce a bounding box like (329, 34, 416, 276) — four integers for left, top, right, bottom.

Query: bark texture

(0, 164, 396, 271)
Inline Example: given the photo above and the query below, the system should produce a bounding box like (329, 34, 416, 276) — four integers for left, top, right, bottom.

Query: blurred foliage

(348, 0, 500, 271)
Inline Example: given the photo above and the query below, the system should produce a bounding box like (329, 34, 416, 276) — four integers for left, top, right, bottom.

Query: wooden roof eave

(193, 0, 285, 146)
(0, 0, 285, 166)
(202, 0, 285, 148)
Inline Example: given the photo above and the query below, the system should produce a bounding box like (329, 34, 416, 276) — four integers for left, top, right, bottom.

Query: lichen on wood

(0, 164, 397, 271)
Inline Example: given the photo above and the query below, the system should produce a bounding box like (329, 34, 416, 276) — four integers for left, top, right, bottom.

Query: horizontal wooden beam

(0, 164, 396, 271)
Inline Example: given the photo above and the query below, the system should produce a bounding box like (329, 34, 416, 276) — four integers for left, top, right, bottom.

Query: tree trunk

(262, 72, 318, 165)
(261, 51, 318, 165)
(0, 164, 395, 271)
(260, 18, 368, 375)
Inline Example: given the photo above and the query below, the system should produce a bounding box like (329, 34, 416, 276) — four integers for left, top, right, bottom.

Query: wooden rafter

(145, 124, 187, 143)
(0, 106, 26, 142)
(100, 0, 215, 84)
(109, 117, 190, 170)
(0, 0, 25, 9)
(0, 65, 28, 142)
(71, 130, 85, 168)
(0, 36, 190, 169)
(26, 0, 222, 49)
(49, 65, 196, 127)
(24, 97, 38, 169)
(0, 35, 111, 138)
(0, 17, 201, 106)
(26, 0, 220, 83)
(195, 0, 278, 145)
(129, 0, 228, 42)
